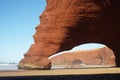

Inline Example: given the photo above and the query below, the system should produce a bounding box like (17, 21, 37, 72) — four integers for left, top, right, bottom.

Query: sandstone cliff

(18, 0, 120, 69)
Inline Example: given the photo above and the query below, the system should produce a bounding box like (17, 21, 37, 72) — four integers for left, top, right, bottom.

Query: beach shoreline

(0, 67, 120, 77)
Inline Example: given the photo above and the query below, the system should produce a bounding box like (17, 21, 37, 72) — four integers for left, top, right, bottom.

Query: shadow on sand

(0, 74, 120, 80)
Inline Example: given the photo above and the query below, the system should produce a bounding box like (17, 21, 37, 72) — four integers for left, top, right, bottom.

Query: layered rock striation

(18, 0, 120, 69)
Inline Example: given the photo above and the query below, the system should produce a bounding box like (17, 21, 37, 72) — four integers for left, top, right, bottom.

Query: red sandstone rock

(18, 56, 51, 70)
(49, 46, 116, 69)
(18, 0, 120, 69)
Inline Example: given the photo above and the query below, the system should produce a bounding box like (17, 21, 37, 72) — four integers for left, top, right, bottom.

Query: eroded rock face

(49, 45, 116, 69)
(18, 0, 120, 69)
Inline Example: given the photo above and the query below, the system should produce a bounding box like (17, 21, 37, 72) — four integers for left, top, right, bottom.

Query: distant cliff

(18, 0, 120, 69)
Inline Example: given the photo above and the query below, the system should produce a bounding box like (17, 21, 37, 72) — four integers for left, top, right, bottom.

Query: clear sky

(0, 0, 46, 63)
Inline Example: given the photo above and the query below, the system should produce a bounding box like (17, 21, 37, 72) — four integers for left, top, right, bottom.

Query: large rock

(18, 0, 120, 69)
(49, 44, 116, 69)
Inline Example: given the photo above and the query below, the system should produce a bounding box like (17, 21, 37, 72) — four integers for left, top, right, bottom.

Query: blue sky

(0, 0, 46, 63)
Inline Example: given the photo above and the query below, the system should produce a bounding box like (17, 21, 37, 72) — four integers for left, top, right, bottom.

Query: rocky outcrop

(18, 0, 120, 69)
(49, 44, 116, 69)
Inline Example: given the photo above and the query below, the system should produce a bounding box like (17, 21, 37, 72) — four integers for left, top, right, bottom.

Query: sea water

(0, 63, 18, 71)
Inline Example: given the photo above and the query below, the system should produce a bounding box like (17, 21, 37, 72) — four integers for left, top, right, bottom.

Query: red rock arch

(19, 0, 120, 69)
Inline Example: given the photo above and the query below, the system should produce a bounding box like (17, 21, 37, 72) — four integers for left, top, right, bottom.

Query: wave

(0, 63, 18, 70)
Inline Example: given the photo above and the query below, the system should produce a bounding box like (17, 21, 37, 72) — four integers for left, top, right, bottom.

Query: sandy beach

(0, 67, 120, 77)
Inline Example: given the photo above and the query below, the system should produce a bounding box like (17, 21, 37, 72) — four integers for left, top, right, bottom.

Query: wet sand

(0, 67, 120, 77)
